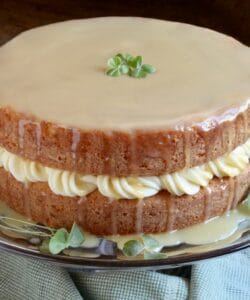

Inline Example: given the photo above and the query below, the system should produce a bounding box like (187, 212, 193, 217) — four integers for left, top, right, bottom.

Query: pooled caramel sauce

(110, 200, 250, 250)
(0, 199, 248, 255)
(0, 200, 32, 222)
(0, 17, 249, 131)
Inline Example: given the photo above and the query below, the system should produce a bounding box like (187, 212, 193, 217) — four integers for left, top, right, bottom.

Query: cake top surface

(0, 17, 249, 130)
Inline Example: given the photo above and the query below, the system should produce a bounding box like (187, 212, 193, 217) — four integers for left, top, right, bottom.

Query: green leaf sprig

(0, 216, 85, 255)
(49, 223, 85, 255)
(0, 216, 55, 238)
(122, 235, 166, 259)
(106, 53, 156, 78)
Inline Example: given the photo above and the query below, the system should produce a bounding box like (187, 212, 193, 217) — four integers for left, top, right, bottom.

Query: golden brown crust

(0, 105, 249, 176)
(0, 166, 249, 235)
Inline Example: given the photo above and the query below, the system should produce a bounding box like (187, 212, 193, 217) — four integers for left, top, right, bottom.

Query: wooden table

(0, 0, 249, 46)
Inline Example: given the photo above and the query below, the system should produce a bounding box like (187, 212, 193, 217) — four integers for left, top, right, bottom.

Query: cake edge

(0, 105, 249, 176)
(0, 165, 249, 235)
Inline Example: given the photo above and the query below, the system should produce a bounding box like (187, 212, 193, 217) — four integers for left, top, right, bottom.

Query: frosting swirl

(45, 168, 96, 197)
(96, 176, 161, 199)
(0, 148, 47, 182)
(159, 165, 213, 196)
(207, 143, 249, 178)
(0, 139, 249, 199)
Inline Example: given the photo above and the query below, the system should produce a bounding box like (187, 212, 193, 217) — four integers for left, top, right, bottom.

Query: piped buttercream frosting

(0, 139, 249, 199)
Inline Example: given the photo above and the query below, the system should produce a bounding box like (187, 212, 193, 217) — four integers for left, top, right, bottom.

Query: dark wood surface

(0, 0, 249, 46)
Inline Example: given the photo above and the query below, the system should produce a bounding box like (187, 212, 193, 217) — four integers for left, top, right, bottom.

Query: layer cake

(0, 17, 249, 235)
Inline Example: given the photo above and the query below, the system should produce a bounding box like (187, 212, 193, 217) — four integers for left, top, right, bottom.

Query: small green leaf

(107, 56, 122, 68)
(124, 53, 133, 63)
(117, 53, 133, 64)
(106, 53, 156, 78)
(107, 58, 116, 68)
(142, 64, 156, 74)
(49, 228, 68, 255)
(135, 56, 142, 68)
(144, 251, 167, 260)
(116, 53, 126, 63)
(106, 68, 121, 77)
(66, 223, 85, 248)
(142, 235, 160, 250)
(120, 64, 129, 74)
(116, 53, 124, 59)
(39, 239, 50, 253)
(123, 240, 144, 256)
(114, 56, 122, 66)
(128, 56, 142, 69)
(130, 68, 147, 78)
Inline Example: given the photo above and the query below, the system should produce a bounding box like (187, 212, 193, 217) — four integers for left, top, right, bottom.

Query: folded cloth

(0, 249, 249, 300)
